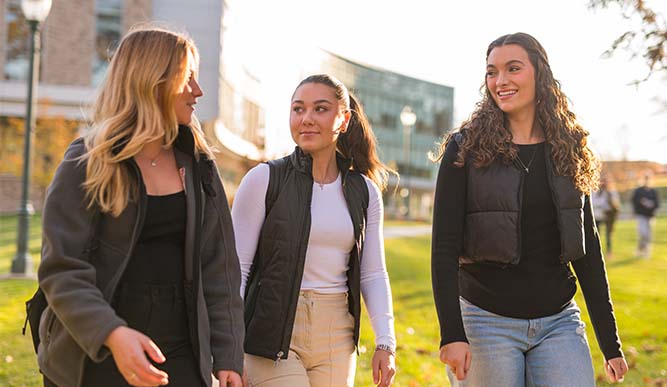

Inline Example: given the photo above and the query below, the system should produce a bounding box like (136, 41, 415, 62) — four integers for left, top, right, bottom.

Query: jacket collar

(173, 125, 199, 159)
(289, 146, 354, 184)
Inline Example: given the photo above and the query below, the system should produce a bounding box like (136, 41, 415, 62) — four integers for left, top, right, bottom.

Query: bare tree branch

(589, 0, 667, 80)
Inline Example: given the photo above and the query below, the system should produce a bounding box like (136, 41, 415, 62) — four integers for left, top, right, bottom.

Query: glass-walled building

(319, 51, 454, 220)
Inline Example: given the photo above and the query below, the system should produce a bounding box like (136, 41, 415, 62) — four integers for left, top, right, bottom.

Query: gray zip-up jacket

(37, 126, 244, 387)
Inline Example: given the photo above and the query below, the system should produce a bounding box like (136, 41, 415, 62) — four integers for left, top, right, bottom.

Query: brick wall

(0, 174, 45, 214)
(41, 0, 94, 86)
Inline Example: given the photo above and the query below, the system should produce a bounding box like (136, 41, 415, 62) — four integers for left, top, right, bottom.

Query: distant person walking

(632, 173, 660, 258)
(592, 176, 621, 258)
(431, 32, 628, 386)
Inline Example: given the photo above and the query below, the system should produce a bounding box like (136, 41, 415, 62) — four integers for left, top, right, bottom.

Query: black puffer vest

(243, 147, 369, 361)
(455, 134, 586, 265)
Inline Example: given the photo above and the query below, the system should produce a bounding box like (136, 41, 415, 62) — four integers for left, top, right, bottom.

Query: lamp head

(21, 0, 52, 22)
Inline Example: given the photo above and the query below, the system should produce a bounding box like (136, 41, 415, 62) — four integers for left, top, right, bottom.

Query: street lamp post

(400, 106, 416, 219)
(11, 0, 52, 276)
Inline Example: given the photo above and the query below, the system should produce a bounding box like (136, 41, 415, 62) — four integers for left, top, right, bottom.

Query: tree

(0, 116, 80, 188)
(589, 0, 667, 81)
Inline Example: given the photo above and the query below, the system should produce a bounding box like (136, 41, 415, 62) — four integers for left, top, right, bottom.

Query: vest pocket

(463, 211, 519, 265)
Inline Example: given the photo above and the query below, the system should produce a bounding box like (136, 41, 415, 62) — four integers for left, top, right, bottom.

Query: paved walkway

(384, 225, 431, 239)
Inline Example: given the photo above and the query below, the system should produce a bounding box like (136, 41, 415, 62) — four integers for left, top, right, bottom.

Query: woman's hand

(372, 348, 396, 386)
(605, 357, 628, 383)
(216, 370, 244, 387)
(104, 326, 169, 386)
(440, 342, 471, 381)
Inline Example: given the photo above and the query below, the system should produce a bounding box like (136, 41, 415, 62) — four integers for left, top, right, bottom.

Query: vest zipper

(277, 179, 312, 362)
(274, 350, 284, 366)
(515, 168, 525, 267)
(544, 154, 565, 262)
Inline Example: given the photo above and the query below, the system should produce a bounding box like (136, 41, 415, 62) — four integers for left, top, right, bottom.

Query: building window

(92, 0, 122, 86)
(4, 0, 30, 81)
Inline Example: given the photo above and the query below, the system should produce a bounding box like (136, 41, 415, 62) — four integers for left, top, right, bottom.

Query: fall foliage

(0, 116, 80, 188)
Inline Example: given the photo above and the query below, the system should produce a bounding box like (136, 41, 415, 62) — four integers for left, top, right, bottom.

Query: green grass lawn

(1, 215, 666, 386)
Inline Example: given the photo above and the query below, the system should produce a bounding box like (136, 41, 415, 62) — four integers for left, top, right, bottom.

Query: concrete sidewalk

(384, 225, 431, 239)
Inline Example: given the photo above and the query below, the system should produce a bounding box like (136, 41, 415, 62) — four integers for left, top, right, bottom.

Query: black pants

(45, 283, 205, 387)
(597, 218, 616, 253)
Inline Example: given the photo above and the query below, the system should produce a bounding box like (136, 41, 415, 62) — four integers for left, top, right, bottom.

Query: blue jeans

(636, 214, 655, 255)
(447, 298, 595, 387)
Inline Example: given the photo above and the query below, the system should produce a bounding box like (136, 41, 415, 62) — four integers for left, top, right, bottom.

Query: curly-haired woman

(431, 32, 628, 386)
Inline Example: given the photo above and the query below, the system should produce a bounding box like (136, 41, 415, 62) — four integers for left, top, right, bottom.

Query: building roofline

(318, 48, 454, 90)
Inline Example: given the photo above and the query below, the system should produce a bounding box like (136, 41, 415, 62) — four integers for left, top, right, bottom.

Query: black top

(432, 140, 623, 360)
(122, 191, 187, 284)
(632, 186, 660, 217)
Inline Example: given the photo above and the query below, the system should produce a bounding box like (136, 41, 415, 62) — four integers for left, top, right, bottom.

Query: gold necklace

(138, 148, 164, 167)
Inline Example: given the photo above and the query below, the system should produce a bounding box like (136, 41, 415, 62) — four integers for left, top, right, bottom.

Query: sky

(231, 0, 667, 164)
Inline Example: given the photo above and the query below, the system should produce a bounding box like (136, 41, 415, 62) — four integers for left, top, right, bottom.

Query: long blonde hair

(82, 26, 213, 216)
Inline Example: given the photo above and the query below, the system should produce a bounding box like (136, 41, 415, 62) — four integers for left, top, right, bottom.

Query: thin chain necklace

(138, 148, 164, 167)
(314, 172, 339, 190)
(149, 149, 164, 167)
(515, 146, 538, 173)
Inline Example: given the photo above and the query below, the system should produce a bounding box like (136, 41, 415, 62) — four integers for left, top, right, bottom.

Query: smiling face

(290, 82, 350, 157)
(174, 50, 203, 125)
(486, 44, 536, 119)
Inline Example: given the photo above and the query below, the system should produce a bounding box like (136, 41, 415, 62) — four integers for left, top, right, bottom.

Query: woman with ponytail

(38, 26, 244, 387)
(232, 74, 397, 387)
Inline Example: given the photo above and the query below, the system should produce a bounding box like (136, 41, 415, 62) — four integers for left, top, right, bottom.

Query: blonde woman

(37, 27, 244, 387)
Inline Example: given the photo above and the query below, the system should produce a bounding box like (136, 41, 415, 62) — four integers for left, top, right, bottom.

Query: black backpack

(22, 209, 101, 354)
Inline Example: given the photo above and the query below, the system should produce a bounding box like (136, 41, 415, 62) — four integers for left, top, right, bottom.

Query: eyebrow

(487, 59, 525, 69)
(291, 99, 334, 105)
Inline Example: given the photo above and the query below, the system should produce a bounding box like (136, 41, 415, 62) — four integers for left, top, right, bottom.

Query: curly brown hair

(434, 32, 599, 193)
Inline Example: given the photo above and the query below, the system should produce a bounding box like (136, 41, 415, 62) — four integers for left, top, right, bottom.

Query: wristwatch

(375, 344, 396, 356)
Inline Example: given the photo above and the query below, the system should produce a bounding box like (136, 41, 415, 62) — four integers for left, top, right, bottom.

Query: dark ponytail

(296, 74, 397, 192)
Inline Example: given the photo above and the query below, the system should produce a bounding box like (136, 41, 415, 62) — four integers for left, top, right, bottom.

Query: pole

(402, 123, 412, 219)
(11, 20, 40, 275)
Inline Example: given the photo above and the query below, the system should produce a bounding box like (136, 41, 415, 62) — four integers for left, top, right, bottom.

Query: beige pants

(245, 291, 356, 387)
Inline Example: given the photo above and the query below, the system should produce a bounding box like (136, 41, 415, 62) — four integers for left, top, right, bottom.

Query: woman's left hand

(216, 370, 245, 387)
(605, 357, 628, 383)
(372, 349, 396, 386)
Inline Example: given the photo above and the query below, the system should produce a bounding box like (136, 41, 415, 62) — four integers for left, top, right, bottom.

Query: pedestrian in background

(431, 32, 627, 386)
(593, 175, 621, 259)
(632, 172, 661, 258)
(232, 74, 397, 387)
(38, 26, 244, 387)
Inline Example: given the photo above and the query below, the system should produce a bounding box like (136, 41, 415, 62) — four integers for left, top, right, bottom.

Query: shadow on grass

(605, 257, 644, 268)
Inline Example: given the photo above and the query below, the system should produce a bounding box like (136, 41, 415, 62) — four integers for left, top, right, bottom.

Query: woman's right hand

(439, 342, 471, 381)
(104, 326, 169, 386)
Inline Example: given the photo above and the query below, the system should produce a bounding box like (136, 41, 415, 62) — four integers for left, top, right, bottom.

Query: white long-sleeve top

(231, 163, 396, 348)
